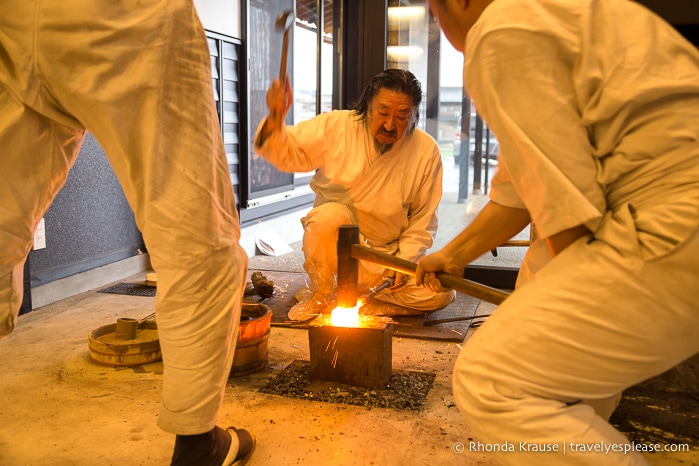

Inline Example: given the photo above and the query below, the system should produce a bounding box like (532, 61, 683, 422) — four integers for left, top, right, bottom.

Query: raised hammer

(275, 10, 294, 128)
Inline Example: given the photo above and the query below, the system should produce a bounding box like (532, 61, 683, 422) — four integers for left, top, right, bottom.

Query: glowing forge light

(329, 301, 363, 327)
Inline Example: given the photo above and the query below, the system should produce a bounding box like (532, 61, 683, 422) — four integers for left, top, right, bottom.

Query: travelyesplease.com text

(455, 440, 691, 455)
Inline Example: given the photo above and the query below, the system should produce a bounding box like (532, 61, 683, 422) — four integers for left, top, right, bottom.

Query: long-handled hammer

(275, 10, 294, 128)
(337, 225, 511, 308)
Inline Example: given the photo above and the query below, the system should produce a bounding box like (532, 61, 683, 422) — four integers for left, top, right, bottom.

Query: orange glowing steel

(330, 302, 362, 327)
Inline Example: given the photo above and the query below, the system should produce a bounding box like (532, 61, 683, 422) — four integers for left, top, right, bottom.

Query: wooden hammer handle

(275, 30, 290, 129)
(350, 244, 510, 305)
(279, 30, 290, 80)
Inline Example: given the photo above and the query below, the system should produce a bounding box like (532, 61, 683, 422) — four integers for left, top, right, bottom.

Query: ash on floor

(261, 360, 436, 411)
(610, 385, 699, 448)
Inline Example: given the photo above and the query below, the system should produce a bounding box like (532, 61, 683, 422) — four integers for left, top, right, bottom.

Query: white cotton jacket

(465, 0, 699, 261)
(254, 110, 444, 262)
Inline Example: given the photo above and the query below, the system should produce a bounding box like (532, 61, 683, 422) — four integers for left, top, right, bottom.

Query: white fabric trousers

(0, 0, 247, 434)
(453, 230, 699, 465)
(302, 202, 454, 310)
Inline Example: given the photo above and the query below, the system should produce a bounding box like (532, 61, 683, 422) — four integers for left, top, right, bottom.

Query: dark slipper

(223, 427, 256, 466)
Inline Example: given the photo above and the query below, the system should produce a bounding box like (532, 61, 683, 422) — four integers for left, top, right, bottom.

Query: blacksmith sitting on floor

(254, 69, 455, 320)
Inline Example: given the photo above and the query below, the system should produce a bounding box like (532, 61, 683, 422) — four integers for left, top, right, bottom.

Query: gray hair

(351, 69, 422, 134)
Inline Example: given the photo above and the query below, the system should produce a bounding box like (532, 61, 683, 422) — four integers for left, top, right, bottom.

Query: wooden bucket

(230, 303, 272, 377)
(88, 320, 161, 367)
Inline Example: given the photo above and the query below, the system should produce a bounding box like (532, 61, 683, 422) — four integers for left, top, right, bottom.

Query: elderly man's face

(367, 88, 414, 153)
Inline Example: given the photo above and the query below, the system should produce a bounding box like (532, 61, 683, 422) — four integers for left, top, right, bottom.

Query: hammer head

(275, 10, 294, 32)
(337, 225, 360, 308)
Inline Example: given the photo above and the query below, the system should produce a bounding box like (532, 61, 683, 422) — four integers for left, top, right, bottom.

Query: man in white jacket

(0, 1, 254, 464)
(418, 0, 699, 464)
(255, 69, 455, 320)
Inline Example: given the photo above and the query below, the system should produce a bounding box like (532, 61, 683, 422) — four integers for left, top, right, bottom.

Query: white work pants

(0, 0, 247, 435)
(302, 202, 454, 311)
(453, 230, 699, 465)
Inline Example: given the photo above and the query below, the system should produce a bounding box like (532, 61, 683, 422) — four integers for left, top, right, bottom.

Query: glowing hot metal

(330, 302, 362, 327)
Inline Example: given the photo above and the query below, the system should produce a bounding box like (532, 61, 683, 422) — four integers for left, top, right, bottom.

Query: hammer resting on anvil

(336, 225, 511, 308)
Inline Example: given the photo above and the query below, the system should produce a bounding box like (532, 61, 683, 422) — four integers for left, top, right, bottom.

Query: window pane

(387, 1, 428, 131)
(248, 0, 295, 198)
(320, 0, 334, 113)
(294, 0, 334, 183)
(294, 0, 319, 124)
(386, 1, 525, 272)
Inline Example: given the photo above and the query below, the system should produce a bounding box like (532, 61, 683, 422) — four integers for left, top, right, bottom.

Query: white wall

(194, 0, 241, 38)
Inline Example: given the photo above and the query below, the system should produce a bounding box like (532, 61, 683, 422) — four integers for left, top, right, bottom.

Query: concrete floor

(0, 280, 499, 466)
(1, 275, 696, 465)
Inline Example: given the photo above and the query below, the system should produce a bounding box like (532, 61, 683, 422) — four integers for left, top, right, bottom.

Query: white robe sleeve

(253, 113, 330, 173)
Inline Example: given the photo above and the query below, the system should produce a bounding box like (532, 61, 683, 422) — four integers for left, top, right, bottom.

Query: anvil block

(308, 320, 392, 389)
